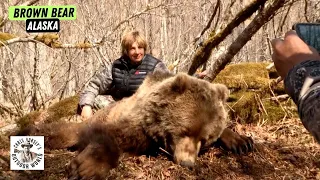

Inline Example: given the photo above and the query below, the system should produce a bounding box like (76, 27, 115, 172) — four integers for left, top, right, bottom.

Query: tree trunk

(30, 43, 39, 111)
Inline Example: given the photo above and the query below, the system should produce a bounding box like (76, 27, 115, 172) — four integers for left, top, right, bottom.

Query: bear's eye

(200, 138, 206, 146)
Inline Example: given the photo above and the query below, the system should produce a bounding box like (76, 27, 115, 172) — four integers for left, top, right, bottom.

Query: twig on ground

(159, 147, 173, 157)
(266, 94, 289, 101)
(266, 62, 274, 70)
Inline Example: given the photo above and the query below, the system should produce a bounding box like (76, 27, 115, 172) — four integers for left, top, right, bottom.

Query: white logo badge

(10, 136, 44, 170)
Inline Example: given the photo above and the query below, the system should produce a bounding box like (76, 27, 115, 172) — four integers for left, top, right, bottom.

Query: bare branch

(276, 0, 294, 34)
(1, 3, 182, 49)
(0, 0, 40, 28)
(204, 0, 287, 82)
(1, 36, 38, 45)
(20, 0, 40, 6)
(304, 0, 310, 22)
(188, 0, 268, 75)
(193, 0, 221, 43)
(99, 3, 182, 46)
(0, 33, 107, 49)
(0, 103, 19, 116)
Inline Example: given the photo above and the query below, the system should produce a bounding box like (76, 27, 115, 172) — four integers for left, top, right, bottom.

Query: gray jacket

(284, 60, 320, 143)
(79, 56, 169, 107)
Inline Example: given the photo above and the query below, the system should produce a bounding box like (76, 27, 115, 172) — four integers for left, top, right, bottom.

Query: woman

(79, 30, 169, 120)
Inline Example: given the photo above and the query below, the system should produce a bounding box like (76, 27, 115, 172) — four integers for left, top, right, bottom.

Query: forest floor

(1, 118, 320, 180)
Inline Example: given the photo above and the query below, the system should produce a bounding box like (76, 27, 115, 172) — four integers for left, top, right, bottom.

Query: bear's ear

(170, 73, 190, 94)
(213, 84, 229, 102)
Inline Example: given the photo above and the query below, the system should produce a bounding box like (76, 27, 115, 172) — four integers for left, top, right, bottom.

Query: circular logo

(10, 136, 44, 170)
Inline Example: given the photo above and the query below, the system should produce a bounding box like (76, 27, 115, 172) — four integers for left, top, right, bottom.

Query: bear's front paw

(216, 128, 253, 155)
(67, 144, 114, 180)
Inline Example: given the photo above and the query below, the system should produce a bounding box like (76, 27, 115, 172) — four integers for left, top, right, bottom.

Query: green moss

(273, 81, 285, 95)
(259, 98, 298, 124)
(228, 91, 259, 124)
(217, 62, 269, 79)
(46, 95, 79, 123)
(227, 89, 298, 125)
(15, 95, 80, 129)
(214, 75, 269, 90)
(0, 32, 16, 46)
(213, 62, 273, 91)
(15, 111, 42, 129)
(0, 32, 16, 41)
(261, 100, 286, 124)
(216, 62, 290, 124)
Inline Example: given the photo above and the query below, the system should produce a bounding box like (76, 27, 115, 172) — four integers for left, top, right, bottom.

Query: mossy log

(216, 62, 297, 124)
(16, 96, 79, 129)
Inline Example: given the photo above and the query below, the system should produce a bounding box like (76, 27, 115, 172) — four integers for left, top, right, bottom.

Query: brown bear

(18, 71, 253, 179)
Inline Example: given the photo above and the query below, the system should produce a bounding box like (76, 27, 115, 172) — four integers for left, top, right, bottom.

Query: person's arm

(79, 64, 113, 119)
(194, 70, 207, 79)
(284, 60, 320, 142)
(154, 61, 170, 73)
(272, 30, 320, 142)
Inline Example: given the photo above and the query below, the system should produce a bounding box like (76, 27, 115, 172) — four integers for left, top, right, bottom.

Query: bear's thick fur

(18, 71, 252, 179)
(68, 71, 231, 179)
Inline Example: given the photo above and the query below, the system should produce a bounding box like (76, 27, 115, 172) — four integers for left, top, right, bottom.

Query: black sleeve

(284, 60, 320, 142)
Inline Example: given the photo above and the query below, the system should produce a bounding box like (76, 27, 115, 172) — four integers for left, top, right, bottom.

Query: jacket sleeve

(284, 60, 320, 143)
(79, 64, 113, 107)
(154, 61, 170, 73)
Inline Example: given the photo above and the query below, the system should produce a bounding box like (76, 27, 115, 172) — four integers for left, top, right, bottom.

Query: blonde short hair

(121, 31, 147, 56)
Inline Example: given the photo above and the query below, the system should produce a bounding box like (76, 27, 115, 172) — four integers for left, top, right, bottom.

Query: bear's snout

(180, 160, 195, 168)
(173, 136, 201, 168)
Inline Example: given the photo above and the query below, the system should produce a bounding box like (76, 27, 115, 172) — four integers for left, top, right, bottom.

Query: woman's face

(128, 41, 145, 63)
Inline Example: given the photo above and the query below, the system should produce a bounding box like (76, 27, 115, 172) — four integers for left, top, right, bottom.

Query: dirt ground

(1, 118, 319, 180)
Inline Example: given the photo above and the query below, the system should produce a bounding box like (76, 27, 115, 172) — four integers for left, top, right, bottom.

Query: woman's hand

(81, 105, 93, 120)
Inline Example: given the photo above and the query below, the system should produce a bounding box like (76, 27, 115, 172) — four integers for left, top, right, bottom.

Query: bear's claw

(67, 143, 117, 180)
(216, 128, 254, 155)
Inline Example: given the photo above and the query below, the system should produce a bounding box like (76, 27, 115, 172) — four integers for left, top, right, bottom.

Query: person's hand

(271, 30, 320, 79)
(197, 70, 208, 79)
(81, 105, 93, 120)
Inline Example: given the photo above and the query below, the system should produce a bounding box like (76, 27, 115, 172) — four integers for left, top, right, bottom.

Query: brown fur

(19, 71, 235, 179)
(16, 122, 83, 150)
(67, 122, 120, 179)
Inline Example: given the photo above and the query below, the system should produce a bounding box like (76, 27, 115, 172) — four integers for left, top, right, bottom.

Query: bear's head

(140, 72, 229, 168)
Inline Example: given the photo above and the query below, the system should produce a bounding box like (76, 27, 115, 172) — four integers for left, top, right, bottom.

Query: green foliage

(228, 91, 258, 124)
(46, 95, 79, 123)
(261, 100, 286, 124)
(227, 89, 297, 125)
(15, 111, 42, 129)
(217, 62, 296, 125)
(273, 81, 285, 94)
(15, 95, 79, 131)
(215, 75, 269, 90)
(216, 62, 270, 78)
(34, 33, 59, 46)
(0, 32, 16, 46)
